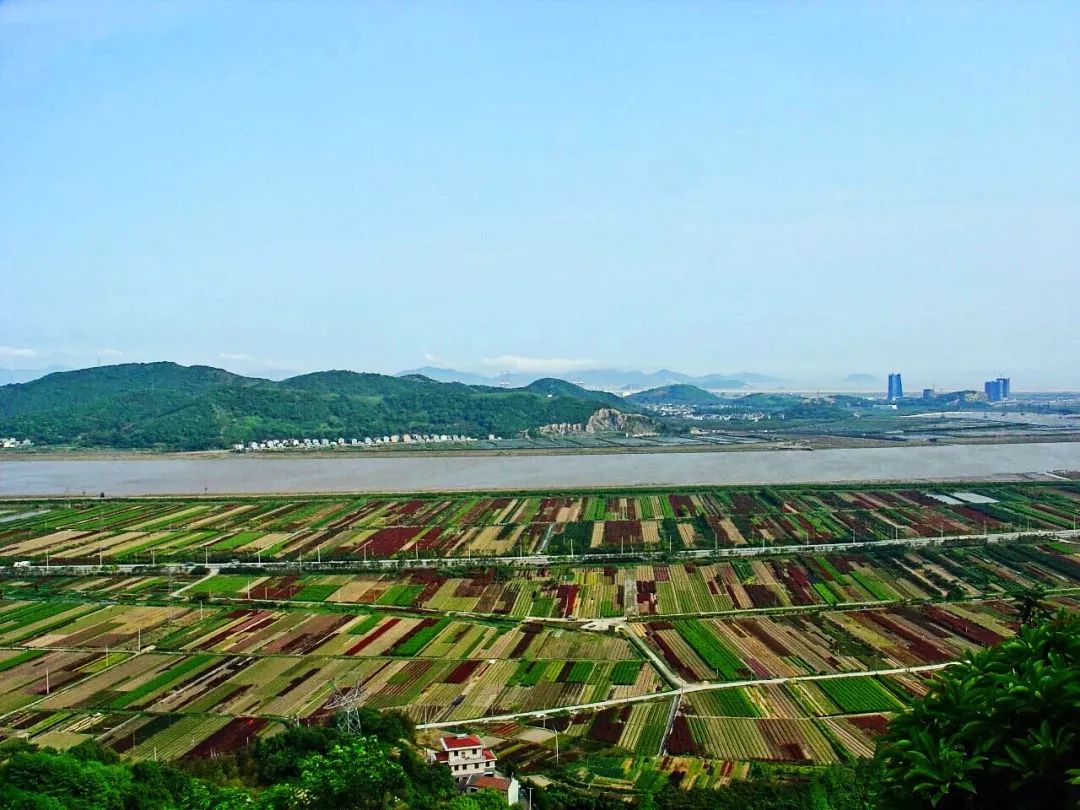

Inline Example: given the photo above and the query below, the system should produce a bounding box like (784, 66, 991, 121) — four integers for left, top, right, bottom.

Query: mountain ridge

(397, 366, 773, 390)
(626, 384, 723, 406)
(0, 362, 644, 450)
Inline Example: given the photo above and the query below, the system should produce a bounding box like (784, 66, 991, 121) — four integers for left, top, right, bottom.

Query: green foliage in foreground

(0, 710, 460, 810)
(648, 761, 880, 810)
(877, 611, 1080, 809)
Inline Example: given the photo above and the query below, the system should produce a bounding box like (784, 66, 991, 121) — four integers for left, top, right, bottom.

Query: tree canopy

(877, 610, 1080, 809)
(0, 362, 641, 449)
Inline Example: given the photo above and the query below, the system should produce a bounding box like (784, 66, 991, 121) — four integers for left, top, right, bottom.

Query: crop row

(3, 483, 1077, 562)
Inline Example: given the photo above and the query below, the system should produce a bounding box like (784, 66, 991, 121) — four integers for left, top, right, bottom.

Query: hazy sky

(2, 2, 1078, 388)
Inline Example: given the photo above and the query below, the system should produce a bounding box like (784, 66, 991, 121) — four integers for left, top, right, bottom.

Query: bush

(877, 611, 1080, 809)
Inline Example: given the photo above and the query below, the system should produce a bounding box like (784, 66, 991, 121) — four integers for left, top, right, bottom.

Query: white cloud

(0, 346, 38, 360)
(98, 348, 123, 358)
(219, 352, 257, 363)
(481, 354, 596, 373)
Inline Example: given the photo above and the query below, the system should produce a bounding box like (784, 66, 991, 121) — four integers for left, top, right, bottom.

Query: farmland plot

(0, 596, 660, 751)
(3, 483, 1078, 563)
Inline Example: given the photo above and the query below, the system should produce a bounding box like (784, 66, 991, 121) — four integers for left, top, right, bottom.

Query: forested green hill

(0, 363, 640, 450)
(627, 384, 721, 406)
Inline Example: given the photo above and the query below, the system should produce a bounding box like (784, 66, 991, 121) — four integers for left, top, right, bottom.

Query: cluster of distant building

(983, 377, 1011, 402)
(231, 433, 502, 452)
(652, 405, 770, 422)
(1, 438, 32, 449)
(886, 373, 1012, 403)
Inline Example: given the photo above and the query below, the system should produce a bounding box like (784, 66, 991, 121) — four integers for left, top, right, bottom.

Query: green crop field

(0, 484, 1077, 798)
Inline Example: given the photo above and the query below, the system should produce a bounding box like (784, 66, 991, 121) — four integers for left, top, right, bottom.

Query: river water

(1, 442, 1079, 496)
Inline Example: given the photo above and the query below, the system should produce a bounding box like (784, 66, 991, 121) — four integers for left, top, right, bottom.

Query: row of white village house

(429, 733, 521, 805)
(1, 438, 33, 448)
(231, 433, 503, 451)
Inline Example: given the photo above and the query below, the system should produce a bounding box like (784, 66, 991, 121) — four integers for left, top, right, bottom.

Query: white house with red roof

(429, 733, 521, 804)
(431, 733, 498, 780)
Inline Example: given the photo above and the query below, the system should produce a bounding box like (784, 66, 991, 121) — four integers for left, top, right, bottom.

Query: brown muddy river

(2, 442, 1079, 496)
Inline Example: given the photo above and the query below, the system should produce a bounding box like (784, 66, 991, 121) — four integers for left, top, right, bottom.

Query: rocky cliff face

(535, 408, 655, 437)
(536, 421, 585, 436)
(584, 408, 655, 435)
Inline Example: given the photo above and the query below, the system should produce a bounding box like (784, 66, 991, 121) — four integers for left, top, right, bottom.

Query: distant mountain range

(844, 373, 880, 385)
(0, 363, 643, 451)
(397, 366, 779, 391)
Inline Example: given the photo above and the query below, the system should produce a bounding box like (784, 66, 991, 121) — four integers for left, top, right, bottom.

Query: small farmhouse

(464, 774, 520, 805)
(430, 733, 496, 779)
(428, 733, 520, 804)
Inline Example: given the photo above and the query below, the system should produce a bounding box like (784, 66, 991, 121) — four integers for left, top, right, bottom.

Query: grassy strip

(674, 619, 744, 679)
(109, 654, 214, 709)
(812, 582, 839, 605)
(693, 686, 760, 717)
(209, 532, 263, 552)
(816, 675, 905, 714)
(566, 661, 593, 684)
(849, 571, 894, 601)
(611, 660, 643, 685)
(391, 618, 451, 657)
(344, 613, 383, 635)
(510, 660, 550, 687)
(376, 584, 424, 607)
(0, 648, 47, 673)
(291, 584, 339, 602)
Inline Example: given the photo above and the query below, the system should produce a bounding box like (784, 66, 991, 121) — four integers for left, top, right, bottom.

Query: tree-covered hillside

(0, 363, 642, 451)
(627, 384, 722, 406)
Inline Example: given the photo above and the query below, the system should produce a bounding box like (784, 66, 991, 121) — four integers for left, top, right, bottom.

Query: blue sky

(2, 1, 1078, 388)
